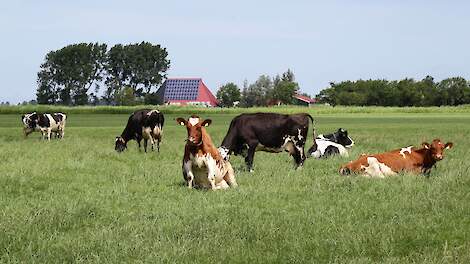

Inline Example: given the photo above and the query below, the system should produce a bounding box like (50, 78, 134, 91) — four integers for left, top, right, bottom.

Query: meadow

(0, 108, 469, 263)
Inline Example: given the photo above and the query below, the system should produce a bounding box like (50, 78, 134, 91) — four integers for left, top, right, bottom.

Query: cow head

(422, 139, 453, 161)
(115, 137, 127, 152)
(334, 128, 354, 148)
(22, 113, 40, 137)
(176, 115, 212, 147)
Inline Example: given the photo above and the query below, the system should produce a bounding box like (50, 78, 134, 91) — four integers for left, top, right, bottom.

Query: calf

(339, 139, 453, 177)
(308, 128, 354, 158)
(218, 112, 316, 172)
(177, 115, 237, 190)
(21, 112, 67, 140)
(115, 109, 164, 152)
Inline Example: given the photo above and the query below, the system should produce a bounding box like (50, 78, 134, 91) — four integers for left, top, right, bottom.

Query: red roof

(293, 94, 316, 103)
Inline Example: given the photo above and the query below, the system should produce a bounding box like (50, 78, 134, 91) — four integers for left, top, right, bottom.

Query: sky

(1, 0, 470, 103)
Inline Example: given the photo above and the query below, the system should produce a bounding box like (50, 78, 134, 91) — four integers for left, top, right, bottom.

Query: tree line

(36, 42, 170, 105)
(316, 76, 470, 106)
(216, 69, 311, 107)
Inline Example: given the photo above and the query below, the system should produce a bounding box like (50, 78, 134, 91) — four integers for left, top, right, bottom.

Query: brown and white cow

(177, 115, 237, 190)
(339, 139, 453, 178)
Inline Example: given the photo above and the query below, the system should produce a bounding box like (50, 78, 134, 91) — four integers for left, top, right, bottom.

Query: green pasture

(0, 110, 469, 263)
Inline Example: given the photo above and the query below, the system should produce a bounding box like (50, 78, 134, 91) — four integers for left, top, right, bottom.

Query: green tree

(271, 81, 299, 104)
(37, 43, 107, 105)
(115, 86, 140, 106)
(216, 82, 241, 107)
(282, 68, 295, 82)
(438, 77, 470, 105)
(105, 42, 170, 100)
(241, 75, 273, 107)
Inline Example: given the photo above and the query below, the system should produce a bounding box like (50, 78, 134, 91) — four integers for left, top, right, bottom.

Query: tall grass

(0, 113, 469, 262)
(2, 104, 470, 115)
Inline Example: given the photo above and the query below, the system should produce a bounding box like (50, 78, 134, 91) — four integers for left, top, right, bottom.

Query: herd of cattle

(21, 109, 453, 190)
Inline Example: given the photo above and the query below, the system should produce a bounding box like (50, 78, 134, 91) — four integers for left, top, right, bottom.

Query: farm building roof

(293, 94, 316, 104)
(157, 78, 218, 106)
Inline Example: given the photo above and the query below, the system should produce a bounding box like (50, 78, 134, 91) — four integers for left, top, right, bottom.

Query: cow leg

(47, 128, 52, 141)
(183, 161, 194, 189)
(137, 140, 142, 151)
(245, 142, 258, 172)
(292, 149, 303, 169)
(223, 163, 237, 187)
(149, 136, 155, 152)
(144, 139, 148, 152)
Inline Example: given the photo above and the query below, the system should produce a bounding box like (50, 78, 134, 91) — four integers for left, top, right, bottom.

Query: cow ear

(422, 142, 430, 149)
(444, 142, 453, 149)
(201, 119, 212, 127)
(176, 118, 187, 126)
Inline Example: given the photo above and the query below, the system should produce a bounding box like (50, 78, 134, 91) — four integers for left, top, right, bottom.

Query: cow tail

(306, 114, 316, 141)
(306, 114, 317, 151)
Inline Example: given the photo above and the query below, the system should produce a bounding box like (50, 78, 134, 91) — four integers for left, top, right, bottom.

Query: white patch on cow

(188, 117, 199, 126)
(218, 147, 230, 160)
(146, 109, 160, 115)
(187, 152, 226, 190)
(310, 139, 348, 158)
(256, 135, 295, 153)
(399, 146, 413, 158)
(361, 157, 396, 178)
(345, 136, 355, 148)
(297, 128, 304, 141)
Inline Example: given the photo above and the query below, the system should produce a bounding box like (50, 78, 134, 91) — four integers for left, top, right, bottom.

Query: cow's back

(235, 113, 308, 147)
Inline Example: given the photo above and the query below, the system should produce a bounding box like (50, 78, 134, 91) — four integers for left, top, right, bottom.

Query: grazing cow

(218, 112, 316, 172)
(115, 109, 164, 152)
(21, 112, 67, 140)
(308, 128, 354, 158)
(339, 139, 453, 178)
(177, 115, 237, 190)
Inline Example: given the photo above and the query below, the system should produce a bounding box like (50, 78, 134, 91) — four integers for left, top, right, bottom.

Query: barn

(293, 94, 316, 107)
(156, 78, 218, 107)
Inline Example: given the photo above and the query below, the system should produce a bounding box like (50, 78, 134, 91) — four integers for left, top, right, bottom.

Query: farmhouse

(156, 78, 218, 107)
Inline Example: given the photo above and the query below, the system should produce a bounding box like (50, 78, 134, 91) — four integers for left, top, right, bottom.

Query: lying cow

(115, 109, 164, 152)
(218, 112, 316, 172)
(308, 128, 354, 158)
(177, 115, 237, 190)
(21, 112, 67, 140)
(339, 139, 453, 177)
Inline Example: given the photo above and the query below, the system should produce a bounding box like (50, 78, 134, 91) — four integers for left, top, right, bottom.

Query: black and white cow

(21, 112, 67, 140)
(307, 128, 354, 158)
(115, 109, 164, 153)
(218, 112, 316, 172)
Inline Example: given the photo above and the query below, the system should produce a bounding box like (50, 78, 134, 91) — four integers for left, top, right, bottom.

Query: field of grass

(1, 110, 469, 263)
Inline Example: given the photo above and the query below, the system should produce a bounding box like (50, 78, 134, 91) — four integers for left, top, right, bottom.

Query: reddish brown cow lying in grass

(177, 115, 237, 190)
(339, 139, 453, 178)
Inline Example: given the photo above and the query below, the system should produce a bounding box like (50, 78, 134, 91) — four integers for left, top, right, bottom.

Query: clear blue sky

(1, 0, 470, 103)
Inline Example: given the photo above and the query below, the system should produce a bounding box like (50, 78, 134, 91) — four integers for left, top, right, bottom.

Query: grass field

(1, 110, 469, 263)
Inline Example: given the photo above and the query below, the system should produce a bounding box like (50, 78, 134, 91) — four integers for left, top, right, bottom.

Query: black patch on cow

(323, 145, 340, 158)
(321, 128, 353, 147)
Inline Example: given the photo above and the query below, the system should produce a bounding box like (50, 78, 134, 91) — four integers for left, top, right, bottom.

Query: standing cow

(177, 115, 237, 190)
(21, 112, 67, 140)
(218, 112, 316, 172)
(339, 139, 453, 177)
(308, 128, 354, 158)
(115, 109, 164, 152)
